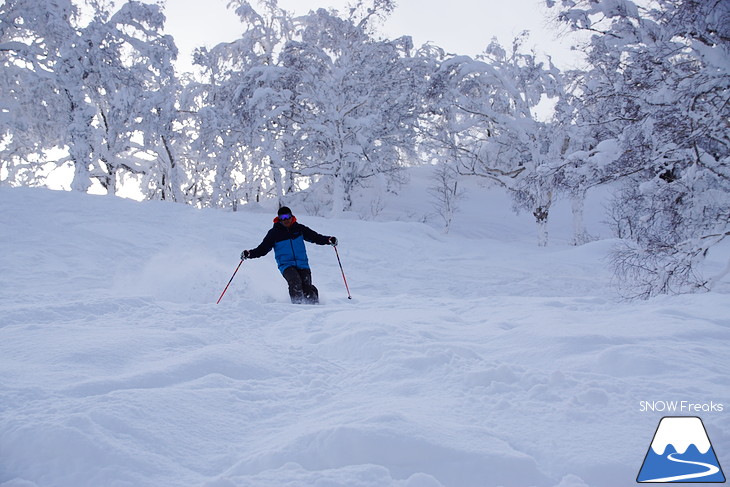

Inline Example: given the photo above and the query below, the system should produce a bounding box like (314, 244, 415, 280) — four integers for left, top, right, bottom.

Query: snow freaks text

(639, 401, 724, 413)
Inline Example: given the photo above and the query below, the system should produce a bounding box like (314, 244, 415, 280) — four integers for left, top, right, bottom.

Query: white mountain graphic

(650, 417, 711, 455)
(637, 416, 726, 483)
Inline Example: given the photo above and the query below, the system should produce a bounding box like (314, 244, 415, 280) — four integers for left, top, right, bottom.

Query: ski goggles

(279, 214, 292, 221)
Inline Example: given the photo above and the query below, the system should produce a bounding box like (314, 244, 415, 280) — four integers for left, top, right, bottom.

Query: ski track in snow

(640, 453, 720, 482)
(1, 185, 728, 487)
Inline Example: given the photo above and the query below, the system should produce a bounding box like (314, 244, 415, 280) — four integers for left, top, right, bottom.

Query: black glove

(328, 236, 338, 246)
(241, 250, 251, 260)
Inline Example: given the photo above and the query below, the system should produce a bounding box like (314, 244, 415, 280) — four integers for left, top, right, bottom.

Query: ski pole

(333, 245, 352, 299)
(216, 259, 243, 304)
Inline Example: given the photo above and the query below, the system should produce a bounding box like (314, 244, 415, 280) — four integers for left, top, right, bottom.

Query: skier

(241, 207, 337, 304)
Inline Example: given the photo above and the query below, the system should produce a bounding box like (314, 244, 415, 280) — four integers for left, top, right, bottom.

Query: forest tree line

(1, 0, 728, 297)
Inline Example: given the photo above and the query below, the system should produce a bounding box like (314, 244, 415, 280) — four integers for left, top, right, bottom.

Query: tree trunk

(269, 157, 285, 206)
(69, 144, 93, 193)
(571, 188, 588, 245)
(330, 173, 345, 217)
(533, 191, 552, 247)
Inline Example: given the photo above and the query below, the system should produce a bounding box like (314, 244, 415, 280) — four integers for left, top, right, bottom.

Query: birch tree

(426, 36, 569, 245)
(283, 4, 429, 216)
(0, 0, 178, 195)
(550, 0, 730, 297)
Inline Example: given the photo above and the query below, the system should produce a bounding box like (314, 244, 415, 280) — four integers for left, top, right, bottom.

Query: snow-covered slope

(1, 185, 728, 487)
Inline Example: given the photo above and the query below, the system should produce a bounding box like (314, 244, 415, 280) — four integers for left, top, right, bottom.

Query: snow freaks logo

(637, 416, 726, 483)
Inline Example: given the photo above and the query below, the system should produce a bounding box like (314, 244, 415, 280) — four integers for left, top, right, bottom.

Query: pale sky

(159, 0, 583, 72)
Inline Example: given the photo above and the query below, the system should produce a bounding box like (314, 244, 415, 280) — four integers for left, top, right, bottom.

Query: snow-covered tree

(0, 0, 178, 195)
(426, 36, 568, 245)
(192, 0, 428, 214)
(283, 7, 429, 215)
(428, 161, 465, 233)
(187, 0, 304, 209)
(140, 75, 188, 203)
(550, 0, 730, 297)
(79, 1, 178, 196)
(547, 78, 622, 245)
(0, 0, 79, 186)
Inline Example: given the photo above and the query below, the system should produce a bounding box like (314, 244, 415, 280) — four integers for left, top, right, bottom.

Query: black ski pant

(282, 266, 318, 304)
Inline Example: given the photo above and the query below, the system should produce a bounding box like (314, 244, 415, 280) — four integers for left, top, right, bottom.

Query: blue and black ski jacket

(248, 217, 331, 274)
